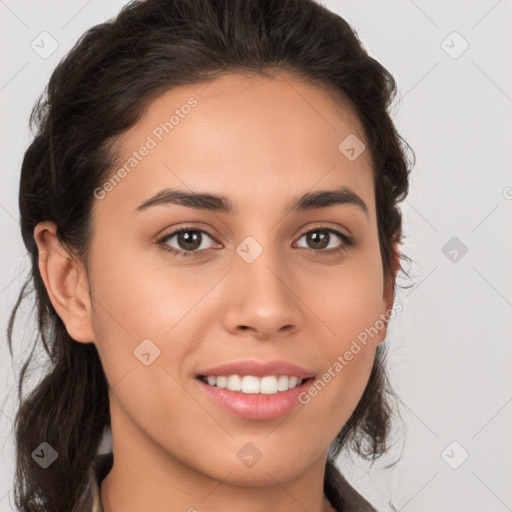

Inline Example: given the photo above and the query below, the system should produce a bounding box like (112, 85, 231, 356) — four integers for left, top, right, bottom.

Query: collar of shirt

(74, 452, 377, 512)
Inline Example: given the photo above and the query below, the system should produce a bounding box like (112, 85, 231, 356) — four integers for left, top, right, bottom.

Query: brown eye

(157, 225, 354, 259)
(294, 227, 354, 255)
(305, 230, 330, 249)
(157, 228, 218, 258)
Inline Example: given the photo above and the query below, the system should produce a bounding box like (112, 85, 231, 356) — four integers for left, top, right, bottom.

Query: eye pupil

(307, 230, 329, 249)
(178, 231, 201, 250)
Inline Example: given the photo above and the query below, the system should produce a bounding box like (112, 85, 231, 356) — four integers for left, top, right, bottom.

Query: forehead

(93, 72, 375, 222)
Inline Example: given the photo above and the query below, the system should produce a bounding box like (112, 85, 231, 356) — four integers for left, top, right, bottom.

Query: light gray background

(1, 1, 511, 511)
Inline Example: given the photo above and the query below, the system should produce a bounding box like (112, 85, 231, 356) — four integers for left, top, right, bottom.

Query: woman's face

(82, 73, 393, 483)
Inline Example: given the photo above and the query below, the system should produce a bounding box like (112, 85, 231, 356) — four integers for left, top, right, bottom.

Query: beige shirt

(73, 452, 377, 512)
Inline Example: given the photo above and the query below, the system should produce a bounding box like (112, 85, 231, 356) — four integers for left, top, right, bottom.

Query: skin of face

(34, 71, 396, 512)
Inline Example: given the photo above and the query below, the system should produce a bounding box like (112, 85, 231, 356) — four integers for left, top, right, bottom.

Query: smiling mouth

(197, 374, 315, 395)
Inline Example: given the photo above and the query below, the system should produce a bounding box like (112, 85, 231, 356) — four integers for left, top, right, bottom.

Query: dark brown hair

(7, 0, 414, 510)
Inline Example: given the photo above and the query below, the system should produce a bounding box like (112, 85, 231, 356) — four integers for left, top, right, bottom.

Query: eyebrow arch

(131, 185, 369, 220)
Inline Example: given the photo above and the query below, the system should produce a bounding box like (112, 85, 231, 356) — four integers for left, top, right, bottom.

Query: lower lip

(195, 377, 315, 421)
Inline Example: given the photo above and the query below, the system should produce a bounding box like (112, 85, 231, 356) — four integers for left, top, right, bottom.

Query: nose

(222, 249, 303, 340)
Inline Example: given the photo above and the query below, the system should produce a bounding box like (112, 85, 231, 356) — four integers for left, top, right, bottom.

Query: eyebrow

(131, 185, 369, 219)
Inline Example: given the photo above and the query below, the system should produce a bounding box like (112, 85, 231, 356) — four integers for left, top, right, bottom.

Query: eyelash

(156, 225, 355, 259)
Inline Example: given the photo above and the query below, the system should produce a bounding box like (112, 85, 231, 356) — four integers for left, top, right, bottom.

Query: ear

(34, 220, 96, 343)
(375, 238, 400, 346)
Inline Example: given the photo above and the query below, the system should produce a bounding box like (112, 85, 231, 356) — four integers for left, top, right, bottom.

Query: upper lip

(196, 360, 315, 379)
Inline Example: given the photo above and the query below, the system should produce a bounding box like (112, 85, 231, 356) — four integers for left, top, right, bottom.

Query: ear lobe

(375, 293, 393, 346)
(375, 312, 388, 346)
(376, 238, 401, 346)
(34, 221, 96, 344)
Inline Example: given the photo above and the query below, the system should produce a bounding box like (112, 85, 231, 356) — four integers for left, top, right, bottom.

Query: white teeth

(227, 374, 242, 391)
(202, 374, 305, 394)
(241, 375, 260, 393)
(277, 375, 289, 391)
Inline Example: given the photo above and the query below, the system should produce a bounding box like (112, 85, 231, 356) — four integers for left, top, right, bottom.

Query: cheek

(88, 254, 193, 427)
(302, 249, 384, 350)
(87, 247, 169, 380)
(297, 250, 383, 425)
(87, 241, 217, 399)
(89, 242, 192, 341)
(302, 329, 377, 442)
